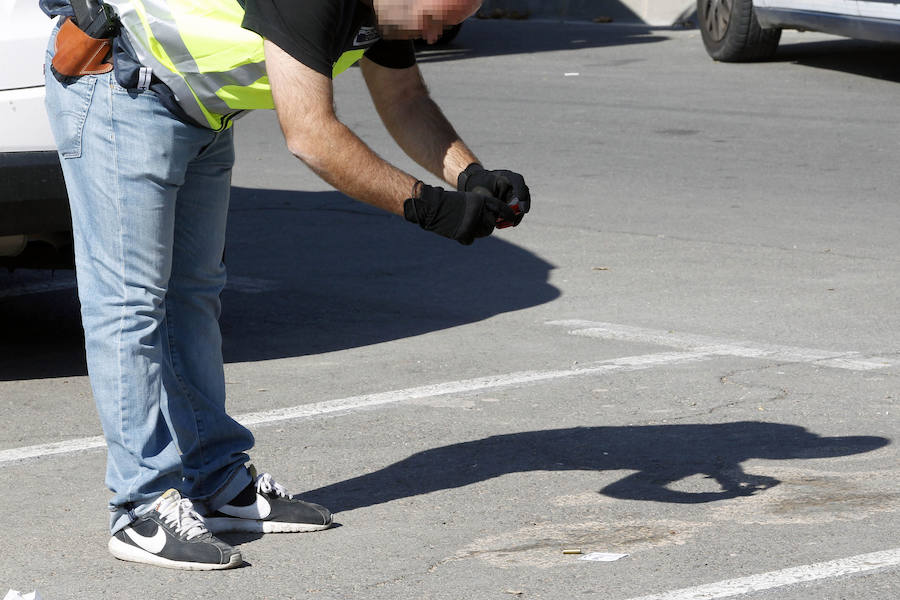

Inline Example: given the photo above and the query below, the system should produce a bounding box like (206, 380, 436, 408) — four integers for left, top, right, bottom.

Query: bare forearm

(286, 117, 415, 215)
(266, 40, 415, 215)
(377, 93, 477, 185)
(362, 60, 478, 187)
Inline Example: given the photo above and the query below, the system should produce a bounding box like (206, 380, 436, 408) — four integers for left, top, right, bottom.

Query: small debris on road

(579, 552, 629, 562)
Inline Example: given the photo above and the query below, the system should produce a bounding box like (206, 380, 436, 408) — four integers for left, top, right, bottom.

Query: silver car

(697, 0, 900, 60)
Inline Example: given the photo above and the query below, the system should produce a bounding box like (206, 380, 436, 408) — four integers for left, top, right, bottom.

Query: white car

(0, 0, 72, 268)
(697, 0, 900, 60)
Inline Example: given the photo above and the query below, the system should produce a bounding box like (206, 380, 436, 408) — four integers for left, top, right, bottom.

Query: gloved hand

(456, 163, 531, 228)
(403, 182, 517, 245)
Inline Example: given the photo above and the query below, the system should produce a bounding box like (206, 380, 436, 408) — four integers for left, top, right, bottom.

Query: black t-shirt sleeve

(365, 40, 416, 70)
(242, 0, 341, 77)
(242, 0, 415, 77)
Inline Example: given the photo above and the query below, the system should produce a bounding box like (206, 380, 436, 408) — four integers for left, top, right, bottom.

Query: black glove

(403, 182, 517, 245)
(456, 163, 531, 228)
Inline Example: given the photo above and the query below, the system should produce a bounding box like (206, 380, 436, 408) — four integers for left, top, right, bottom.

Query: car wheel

(697, 0, 781, 61)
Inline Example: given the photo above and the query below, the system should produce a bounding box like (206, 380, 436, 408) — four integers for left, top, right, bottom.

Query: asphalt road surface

(1, 19, 898, 600)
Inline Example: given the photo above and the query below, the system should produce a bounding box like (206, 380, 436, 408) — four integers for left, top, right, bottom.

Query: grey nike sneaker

(205, 465, 333, 534)
(108, 489, 241, 570)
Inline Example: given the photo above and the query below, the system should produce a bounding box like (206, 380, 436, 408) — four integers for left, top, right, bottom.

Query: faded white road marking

(0, 349, 718, 465)
(622, 547, 900, 600)
(237, 349, 714, 426)
(6, 320, 894, 465)
(0, 436, 107, 463)
(547, 320, 899, 371)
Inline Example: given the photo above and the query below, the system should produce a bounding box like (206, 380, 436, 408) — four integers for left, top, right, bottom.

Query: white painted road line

(0, 348, 719, 466)
(0, 436, 106, 463)
(622, 547, 900, 600)
(237, 349, 715, 426)
(547, 319, 899, 371)
(5, 320, 894, 465)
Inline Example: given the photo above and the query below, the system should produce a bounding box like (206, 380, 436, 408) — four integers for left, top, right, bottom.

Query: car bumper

(0, 150, 71, 237)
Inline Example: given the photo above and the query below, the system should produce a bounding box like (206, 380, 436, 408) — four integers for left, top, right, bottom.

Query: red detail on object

(496, 198, 522, 228)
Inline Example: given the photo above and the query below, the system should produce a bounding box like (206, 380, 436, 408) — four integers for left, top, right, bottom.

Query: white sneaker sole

(205, 517, 333, 534)
(108, 537, 242, 570)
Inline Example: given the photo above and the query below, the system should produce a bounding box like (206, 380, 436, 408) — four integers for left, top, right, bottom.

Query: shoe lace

(158, 496, 208, 540)
(256, 472, 290, 499)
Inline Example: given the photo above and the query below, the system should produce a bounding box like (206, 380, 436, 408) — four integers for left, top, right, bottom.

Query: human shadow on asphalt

(218, 187, 558, 362)
(0, 187, 557, 379)
(773, 39, 900, 82)
(299, 422, 889, 511)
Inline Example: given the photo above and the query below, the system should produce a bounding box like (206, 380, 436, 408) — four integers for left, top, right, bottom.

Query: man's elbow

(284, 134, 327, 172)
(279, 115, 330, 169)
(277, 106, 341, 167)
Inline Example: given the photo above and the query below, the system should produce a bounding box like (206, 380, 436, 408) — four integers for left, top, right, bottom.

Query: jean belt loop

(137, 66, 152, 91)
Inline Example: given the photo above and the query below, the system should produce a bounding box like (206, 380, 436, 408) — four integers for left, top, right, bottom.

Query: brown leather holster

(51, 17, 114, 79)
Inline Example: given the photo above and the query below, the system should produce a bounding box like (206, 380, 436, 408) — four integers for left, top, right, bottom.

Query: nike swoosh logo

(221, 494, 271, 520)
(124, 525, 167, 554)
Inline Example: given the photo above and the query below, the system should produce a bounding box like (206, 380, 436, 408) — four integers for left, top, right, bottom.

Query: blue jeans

(45, 29, 253, 533)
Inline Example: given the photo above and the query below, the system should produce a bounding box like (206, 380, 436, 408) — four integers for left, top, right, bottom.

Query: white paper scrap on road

(4, 591, 43, 600)
(579, 552, 629, 562)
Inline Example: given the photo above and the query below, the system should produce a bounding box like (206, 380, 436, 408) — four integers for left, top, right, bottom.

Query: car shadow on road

(0, 187, 558, 379)
(0, 276, 82, 380)
(774, 39, 900, 82)
(299, 422, 889, 512)
(412, 18, 670, 64)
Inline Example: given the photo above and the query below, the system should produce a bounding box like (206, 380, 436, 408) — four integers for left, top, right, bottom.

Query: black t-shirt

(241, 0, 416, 77)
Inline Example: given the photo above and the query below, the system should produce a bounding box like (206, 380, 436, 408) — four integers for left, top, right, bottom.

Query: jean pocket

(54, 76, 98, 159)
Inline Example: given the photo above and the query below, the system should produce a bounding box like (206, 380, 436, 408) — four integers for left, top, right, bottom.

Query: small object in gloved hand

(457, 163, 531, 228)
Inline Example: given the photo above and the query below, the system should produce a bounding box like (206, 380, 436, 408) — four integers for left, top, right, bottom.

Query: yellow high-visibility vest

(104, 0, 368, 130)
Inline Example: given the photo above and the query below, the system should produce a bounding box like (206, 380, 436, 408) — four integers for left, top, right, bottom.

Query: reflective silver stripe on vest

(139, 1, 266, 111)
(105, 0, 215, 125)
(202, 62, 268, 90)
(105, 0, 265, 128)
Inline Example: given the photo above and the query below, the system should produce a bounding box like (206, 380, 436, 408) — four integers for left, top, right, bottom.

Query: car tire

(697, 0, 781, 61)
